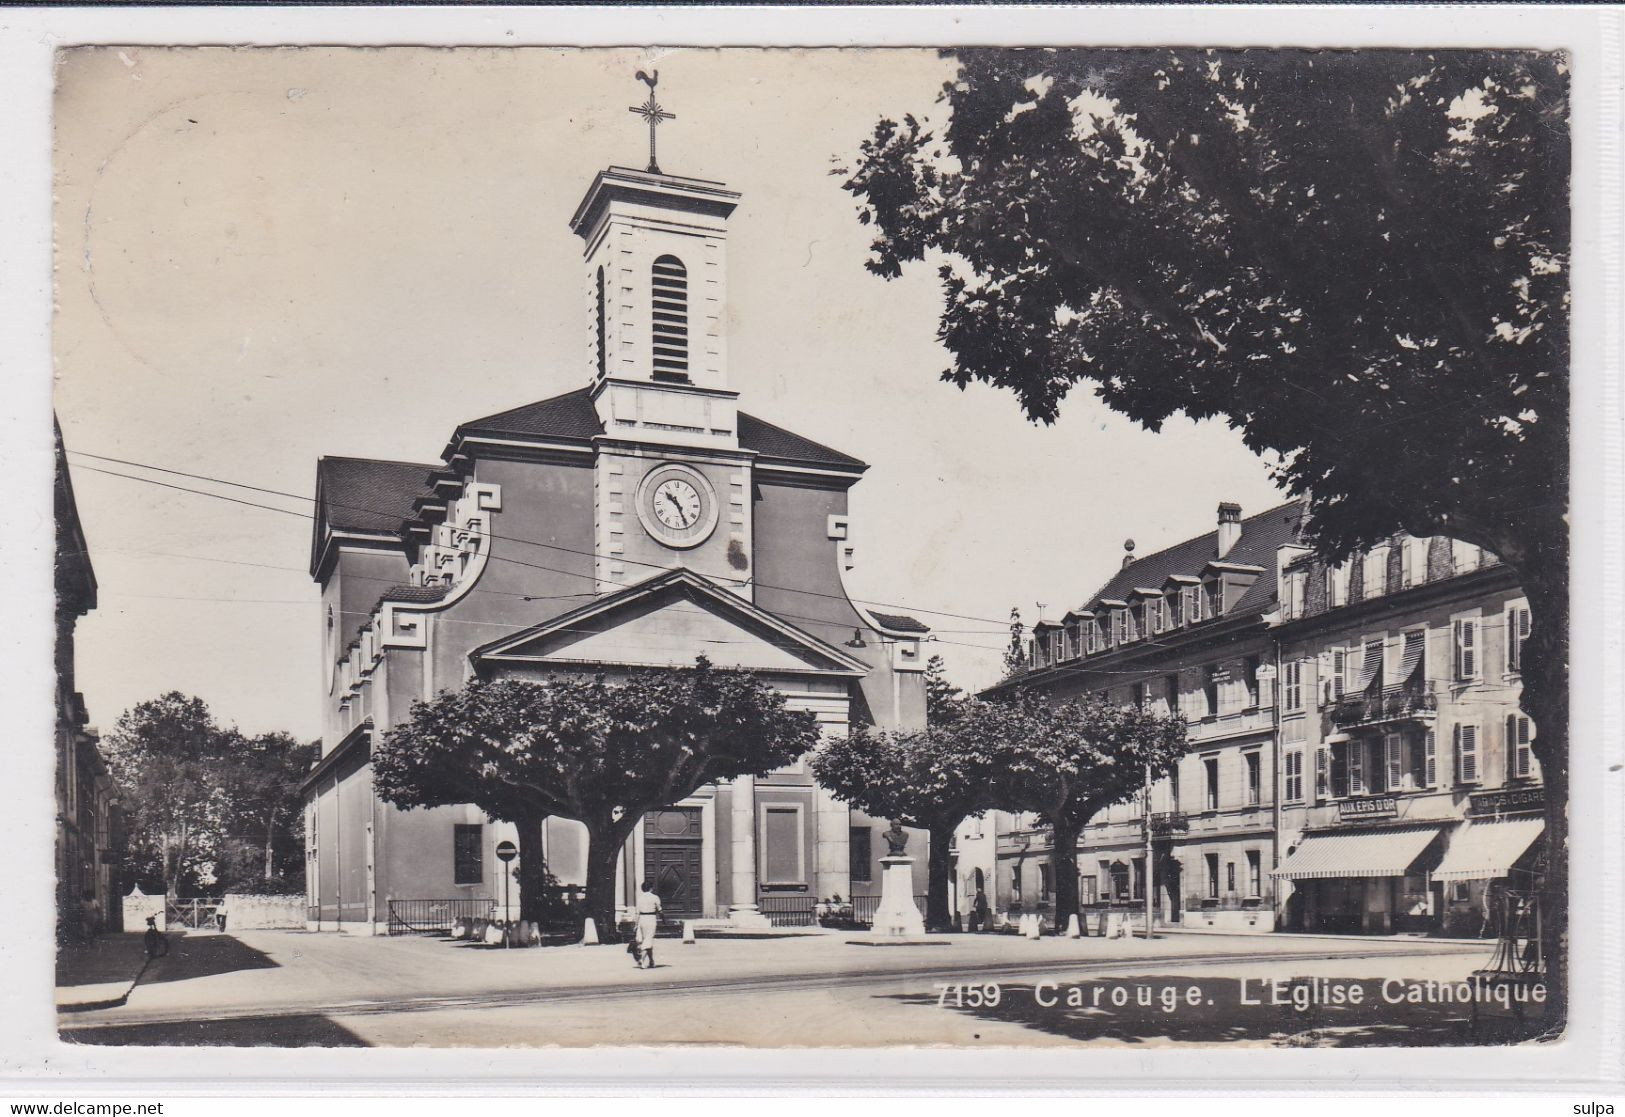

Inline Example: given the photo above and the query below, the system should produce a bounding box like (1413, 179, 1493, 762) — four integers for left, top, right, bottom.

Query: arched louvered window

(650, 255, 689, 381)
(594, 266, 607, 378)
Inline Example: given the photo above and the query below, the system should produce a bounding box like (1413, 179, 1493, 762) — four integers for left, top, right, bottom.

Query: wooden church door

(643, 807, 704, 920)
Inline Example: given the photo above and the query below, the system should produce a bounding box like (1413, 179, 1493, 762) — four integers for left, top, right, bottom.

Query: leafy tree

(374, 658, 821, 939)
(216, 732, 317, 893)
(103, 692, 230, 897)
(1000, 607, 1027, 681)
(923, 654, 965, 726)
(846, 48, 1569, 997)
(811, 705, 1005, 930)
(996, 695, 1189, 933)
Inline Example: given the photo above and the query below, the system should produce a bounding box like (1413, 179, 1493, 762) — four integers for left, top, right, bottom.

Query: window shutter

(1455, 618, 1478, 680)
(1507, 715, 1533, 779)
(1385, 733, 1403, 790)
(1508, 606, 1531, 672)
(1315, 747, 1329, 800)
(1456, 724, 1479, 784)
(1424, 729, 1437, 788)
(1348, 742, 1365, 795)
(1331, 649, 1346, 699)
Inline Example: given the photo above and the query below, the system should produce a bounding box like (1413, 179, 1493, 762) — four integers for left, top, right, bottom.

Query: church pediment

(470, 568, 867, 678)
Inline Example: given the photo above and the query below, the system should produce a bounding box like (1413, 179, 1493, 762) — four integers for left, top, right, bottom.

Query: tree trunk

(264, 814, 276, 884)
(1049, 819, 1083, 936)
(1519, 559, 1568, 1034)
(926, 821, 956, 932)
(514, 813, 551, 925)
(581, 816, 635, 943)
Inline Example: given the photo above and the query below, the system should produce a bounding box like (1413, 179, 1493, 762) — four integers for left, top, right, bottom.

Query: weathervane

(629, 70, 675, 175)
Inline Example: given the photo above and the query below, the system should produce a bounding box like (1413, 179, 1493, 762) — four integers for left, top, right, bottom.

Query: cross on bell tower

(629, 70, 675, 175)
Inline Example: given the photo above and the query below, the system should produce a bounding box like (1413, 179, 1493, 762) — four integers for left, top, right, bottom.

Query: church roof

(316, 456, 437, 535)
(737, 412, 865, 470)
(454, 387, 866, 470)
(1077, 500, 1308, 621)
(373, 583, 452, 612)
(455, 387, 602, 443)
(868, 610, 931, 634)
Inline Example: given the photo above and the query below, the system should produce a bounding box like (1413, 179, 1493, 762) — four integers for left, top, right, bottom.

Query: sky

(53, 46, 1288, 740)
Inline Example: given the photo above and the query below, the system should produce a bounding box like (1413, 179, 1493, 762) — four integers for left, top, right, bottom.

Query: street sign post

(495, 840, 518, 948)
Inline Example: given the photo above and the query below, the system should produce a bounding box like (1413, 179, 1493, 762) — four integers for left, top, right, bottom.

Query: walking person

(633, 879, 662, 969)
(971, 888, 990, 934)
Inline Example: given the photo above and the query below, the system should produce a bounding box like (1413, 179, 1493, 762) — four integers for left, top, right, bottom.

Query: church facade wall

(305, 159, 932, 937)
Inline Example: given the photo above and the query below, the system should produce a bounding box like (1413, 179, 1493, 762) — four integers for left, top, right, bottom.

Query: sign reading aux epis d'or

(1338, 796, 1398, 821)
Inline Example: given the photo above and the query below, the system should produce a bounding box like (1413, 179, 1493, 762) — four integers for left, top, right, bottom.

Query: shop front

(1431, 788, 1545, 938)
(1274, 819, 1445, 934)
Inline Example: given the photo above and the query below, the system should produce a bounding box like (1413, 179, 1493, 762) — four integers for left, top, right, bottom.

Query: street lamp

(495, 840, 518, 949)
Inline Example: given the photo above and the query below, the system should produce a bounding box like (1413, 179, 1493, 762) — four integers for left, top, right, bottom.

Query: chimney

(1121, 539, 1137, 569)
(1216, 503, 1242, 558)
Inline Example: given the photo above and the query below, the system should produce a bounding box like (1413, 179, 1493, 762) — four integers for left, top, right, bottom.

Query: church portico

(303, 78, 929, 936)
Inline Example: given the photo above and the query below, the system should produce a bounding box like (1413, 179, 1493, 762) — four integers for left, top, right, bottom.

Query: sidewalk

(55, 933, 155, 1012)
(64, 924, 1495, 1030)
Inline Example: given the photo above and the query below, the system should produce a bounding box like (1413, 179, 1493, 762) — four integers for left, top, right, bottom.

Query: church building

(301, 93, 928, 934)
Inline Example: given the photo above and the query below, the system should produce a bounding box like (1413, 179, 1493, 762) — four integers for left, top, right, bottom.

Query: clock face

(652, 478, 702, 529)
(637, 465, 717, 548)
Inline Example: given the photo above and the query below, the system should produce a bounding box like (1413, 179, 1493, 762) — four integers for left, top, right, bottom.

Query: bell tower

(570, 73, 754, 597)
(568, 72, 742, 453)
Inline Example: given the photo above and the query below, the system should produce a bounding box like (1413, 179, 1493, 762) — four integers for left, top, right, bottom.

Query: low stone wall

(121, 886, 165, 932)
(221, 893, 305, 930)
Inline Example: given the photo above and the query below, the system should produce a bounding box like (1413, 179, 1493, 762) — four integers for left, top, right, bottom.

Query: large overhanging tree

(846, 48, 1569, 995)
(811, 703, 1003, 931)
(996, 696, 1189, 934)
(374, 658, 821, 939)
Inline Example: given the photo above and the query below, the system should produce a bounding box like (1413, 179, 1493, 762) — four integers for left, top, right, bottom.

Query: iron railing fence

(759, 895, 817, 927)
(386, 898, 495, 935)
(1331, 682, 1437, 728)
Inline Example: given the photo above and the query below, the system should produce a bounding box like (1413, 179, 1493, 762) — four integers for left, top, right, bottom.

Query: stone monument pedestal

(870, 856, 926, 937)
(728, 904, 773, 931)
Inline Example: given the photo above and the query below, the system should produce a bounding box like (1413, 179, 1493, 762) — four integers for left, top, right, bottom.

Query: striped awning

(1431, 818, 1544, 883)
(1354, 641, 1384, 692)
(1399, 631, 1425, 682)
(1272, 825, 1442, 881)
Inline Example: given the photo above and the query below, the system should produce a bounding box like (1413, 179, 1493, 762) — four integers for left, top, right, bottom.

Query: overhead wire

(68, 448, 1014, 631)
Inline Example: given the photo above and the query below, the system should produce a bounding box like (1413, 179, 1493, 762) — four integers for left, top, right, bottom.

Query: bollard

(1025, 914, 1041, 940)
(581, 917, 600, 946)
(1066, 914, 1082, 939)
(682, 920, 696, 944)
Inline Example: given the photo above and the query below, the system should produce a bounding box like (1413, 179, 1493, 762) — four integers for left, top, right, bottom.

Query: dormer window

(1204, 579, 1222, 619)
(651, 255, 690, 382)
(1184, 584, 1203, 623)
(1166, 591, 1182, 628)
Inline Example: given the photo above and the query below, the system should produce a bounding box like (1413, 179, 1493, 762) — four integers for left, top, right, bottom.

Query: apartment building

(969, 500, 1542, 937)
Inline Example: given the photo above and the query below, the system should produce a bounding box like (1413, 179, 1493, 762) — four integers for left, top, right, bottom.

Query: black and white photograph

(11, 7, 1618, 1086)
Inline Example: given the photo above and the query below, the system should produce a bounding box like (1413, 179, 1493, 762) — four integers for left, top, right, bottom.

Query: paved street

(58, 929, 1544, 1048)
